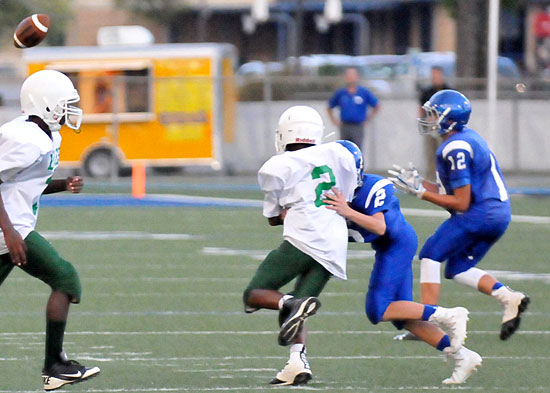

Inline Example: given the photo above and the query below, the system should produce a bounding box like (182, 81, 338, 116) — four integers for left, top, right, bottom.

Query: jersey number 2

(312, 165, 335, 207)
(374, 188, 386, 208)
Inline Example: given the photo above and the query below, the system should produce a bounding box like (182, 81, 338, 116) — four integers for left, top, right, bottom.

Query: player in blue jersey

(389, 89, 529, 341)
(325, 169, 482, 384)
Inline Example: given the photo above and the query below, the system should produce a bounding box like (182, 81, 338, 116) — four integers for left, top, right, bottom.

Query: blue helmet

(336, 140, 364, 187)
(417, 89, 471, 136)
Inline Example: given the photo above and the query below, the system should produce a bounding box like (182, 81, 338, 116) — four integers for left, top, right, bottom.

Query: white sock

(290, 344, 304, 354)
(278, 294, 293, 309)
(420, 258, 441, 284)
(453, 268, 487, 289)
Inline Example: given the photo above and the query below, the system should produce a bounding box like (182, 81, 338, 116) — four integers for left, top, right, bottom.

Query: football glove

(388, 163, 426, 198)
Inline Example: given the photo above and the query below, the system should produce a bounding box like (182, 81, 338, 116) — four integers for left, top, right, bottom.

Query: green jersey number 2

(312, 165, 335, 207)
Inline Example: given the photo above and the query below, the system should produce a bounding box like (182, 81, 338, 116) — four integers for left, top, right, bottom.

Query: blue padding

(40, 194, 263, 209)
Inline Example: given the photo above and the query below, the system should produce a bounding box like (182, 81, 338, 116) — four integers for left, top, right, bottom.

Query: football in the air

(13, 14, 50, 48)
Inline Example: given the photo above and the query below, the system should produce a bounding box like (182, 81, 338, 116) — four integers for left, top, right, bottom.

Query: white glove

(388, 163, 426, 198)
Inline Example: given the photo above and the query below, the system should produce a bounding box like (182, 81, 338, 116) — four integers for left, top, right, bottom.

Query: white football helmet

(20, 70, 82, 132)
(275, 105, 324, 153)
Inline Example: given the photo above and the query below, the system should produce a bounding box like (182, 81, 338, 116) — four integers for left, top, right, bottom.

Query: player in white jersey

(243, 106, 363, 386)
(0, 70, 99, 391)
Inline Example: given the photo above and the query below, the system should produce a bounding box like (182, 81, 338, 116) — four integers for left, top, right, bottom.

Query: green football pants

(243, 240, 332, 302)
(0, 231, 82, 303)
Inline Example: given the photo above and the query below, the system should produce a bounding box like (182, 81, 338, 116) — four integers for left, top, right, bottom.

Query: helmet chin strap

(440, 121, 458, 134)
(46, 119, 61, 132)
(437, 107, 455, 135)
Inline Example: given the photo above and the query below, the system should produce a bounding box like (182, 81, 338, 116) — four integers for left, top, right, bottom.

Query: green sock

(45, 320, 66, 369)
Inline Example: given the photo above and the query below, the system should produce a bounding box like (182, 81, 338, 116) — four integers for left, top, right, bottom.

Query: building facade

(64, 0, 549, 74)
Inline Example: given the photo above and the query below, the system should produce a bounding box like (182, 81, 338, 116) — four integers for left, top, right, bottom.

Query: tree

(0, 0, 73, 47)
(455, 0, 489, 80)
(444, 0, 520, 87)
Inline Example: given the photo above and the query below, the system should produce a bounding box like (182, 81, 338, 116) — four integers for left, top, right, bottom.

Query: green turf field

(0, 193, 549, 392)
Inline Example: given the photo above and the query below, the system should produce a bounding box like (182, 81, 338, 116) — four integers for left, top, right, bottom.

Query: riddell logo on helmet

(295, 138, 316, 143)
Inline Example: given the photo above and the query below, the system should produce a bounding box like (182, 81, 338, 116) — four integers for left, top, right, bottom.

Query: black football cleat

(42, 358, 100, 391)
(500, 295, 530, 340)
(278, 297, 321, 346)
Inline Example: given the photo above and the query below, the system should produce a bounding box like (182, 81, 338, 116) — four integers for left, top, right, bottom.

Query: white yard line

(1, 330, 549, 338)
(122, 194, 550, 226)
(1, 354, 550, 362)
(202, 247, 375, 261)
(401, 207, 550, 224)
(0, 388, 491, 393)
(40, 231, 199, 240)
(0, 310, 545, 317)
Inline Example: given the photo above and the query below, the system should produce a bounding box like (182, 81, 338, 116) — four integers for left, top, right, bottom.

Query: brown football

(13, 14, 50, 48)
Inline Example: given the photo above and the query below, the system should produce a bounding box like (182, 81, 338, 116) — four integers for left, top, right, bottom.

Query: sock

(290, 343, 304, 354)
(421, 305, 437, 321)
(492, 282, 504, 291)
(436, 334, 451, 351)
(45, 320, 66, 369)
(278, 294, 293, 309)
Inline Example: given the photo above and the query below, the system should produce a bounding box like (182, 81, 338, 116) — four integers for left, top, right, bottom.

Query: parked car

(237, 54, 392, 99)
(355, 51, 521, 97)
(236, 61, 285, 76)
(236, 52, 521, 101)
(408, 51, 520, 79)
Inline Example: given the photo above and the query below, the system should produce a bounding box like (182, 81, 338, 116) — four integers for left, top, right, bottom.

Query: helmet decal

(275, 105, 324, 153)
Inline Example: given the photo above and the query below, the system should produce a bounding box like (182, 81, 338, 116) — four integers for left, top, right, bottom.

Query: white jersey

(258, 142, 357, 279)
(0, 116, 61, 255)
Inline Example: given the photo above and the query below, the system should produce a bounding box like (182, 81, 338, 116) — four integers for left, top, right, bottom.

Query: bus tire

(83, 148, 120, 178)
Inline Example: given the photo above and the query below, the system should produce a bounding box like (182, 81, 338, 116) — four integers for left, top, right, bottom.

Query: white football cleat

(270, 348, 312, 386)
(492, 286, 530, 340)
(442, 346, 482, 384)
(429, 306, 469, 352)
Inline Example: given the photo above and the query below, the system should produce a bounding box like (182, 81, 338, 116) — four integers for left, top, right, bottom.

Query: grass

(0, 193, 549, 392)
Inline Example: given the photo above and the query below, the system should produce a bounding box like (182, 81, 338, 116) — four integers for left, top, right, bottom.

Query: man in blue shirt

(325, 170, 482, 385)
(327, 68, 380, 150)
(389, 89, 529, 341)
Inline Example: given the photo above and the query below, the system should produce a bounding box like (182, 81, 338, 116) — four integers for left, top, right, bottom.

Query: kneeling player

(325, 174, 481, 384)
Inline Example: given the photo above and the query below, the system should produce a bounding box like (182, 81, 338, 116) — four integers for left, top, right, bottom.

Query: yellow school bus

(24, 43, 237, 177)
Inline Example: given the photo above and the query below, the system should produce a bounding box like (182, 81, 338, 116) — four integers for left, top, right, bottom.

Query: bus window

(124, 69, 150, 113)
(60, 67, 152, 121)
(93, 78, 113, 113)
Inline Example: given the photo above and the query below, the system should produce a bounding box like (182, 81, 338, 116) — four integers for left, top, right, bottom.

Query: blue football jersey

(348, 174, 408, 247)
(435, 127, 510, 219)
